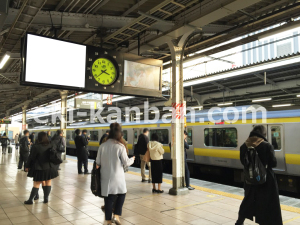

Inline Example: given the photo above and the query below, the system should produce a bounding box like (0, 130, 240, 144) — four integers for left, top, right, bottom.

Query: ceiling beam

(55, 0, 67, 11)
(211, 81, 232, 92)
(122, 0, 150, 16)
(91, 0, 112, 14)
(254, 73, 293, 94)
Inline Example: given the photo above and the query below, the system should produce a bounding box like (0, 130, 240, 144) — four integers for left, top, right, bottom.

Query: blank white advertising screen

(25, 34, 86, 88)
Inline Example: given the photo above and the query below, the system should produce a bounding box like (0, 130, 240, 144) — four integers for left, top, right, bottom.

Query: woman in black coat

(236, 125, 282, 225)
(24, 132, 58, 204)
(74, 129, 89, 174)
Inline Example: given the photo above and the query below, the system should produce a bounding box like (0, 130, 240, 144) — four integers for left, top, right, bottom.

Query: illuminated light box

(21, 33, 162, 98)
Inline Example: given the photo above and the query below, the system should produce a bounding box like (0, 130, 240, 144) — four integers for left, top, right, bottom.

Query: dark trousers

(77, 156, 88, 173)
(18, 153, 28, 170)
(185, 155, 190, 187)
(236, 217, 245, 225)
(2, 145, 7, 153)
(104, 194, 126, 220)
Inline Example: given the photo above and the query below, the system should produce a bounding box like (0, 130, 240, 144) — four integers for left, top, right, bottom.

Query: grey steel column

(167, 30, 201, 195)
(22, 106, 27, 132)
(5, 112, 9, 136)
(59, 90, 68, 161)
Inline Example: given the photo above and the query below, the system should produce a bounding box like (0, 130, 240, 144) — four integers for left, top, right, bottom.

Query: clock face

(91, 58, 117, 86)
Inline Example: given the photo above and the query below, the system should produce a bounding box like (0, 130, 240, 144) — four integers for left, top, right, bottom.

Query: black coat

(75, 135, 89, 160)
(99, 133, 108, 145)
(19, 136, 30, 156)
(238, 132, 282, 225)
(136, 134, 149, 155)
(26, 143, 54, 170)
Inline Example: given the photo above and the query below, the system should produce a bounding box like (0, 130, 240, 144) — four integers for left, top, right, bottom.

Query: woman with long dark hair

(24, 132, 58, 204)
(236, 125, 282, 225)
(96, 123, 135, 225)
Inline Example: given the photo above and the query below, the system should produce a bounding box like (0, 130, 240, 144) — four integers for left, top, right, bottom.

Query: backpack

(49, 143, 63, 165)
(91, 161, 103, 197)
(134, 143, 139, 156)
(1, 138, 8, 146)
(243, 146, 267, 185)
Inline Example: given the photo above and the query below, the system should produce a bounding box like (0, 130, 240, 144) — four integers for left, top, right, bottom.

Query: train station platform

(1, 148, 300, 225)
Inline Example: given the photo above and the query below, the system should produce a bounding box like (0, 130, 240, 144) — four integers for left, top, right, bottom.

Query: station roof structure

(1, 0, 300, 118)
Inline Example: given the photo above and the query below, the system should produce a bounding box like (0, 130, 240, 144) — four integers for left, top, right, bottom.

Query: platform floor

(1, 147, 300, 225)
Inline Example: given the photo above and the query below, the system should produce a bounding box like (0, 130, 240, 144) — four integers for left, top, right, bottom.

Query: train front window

(271, 126, 281, 150)
(204, 128, 237, 147)
(150, 129, 169, 144)
(187, 128, 193, 145)
(89, 131, 98, 141)
(122, 130, 128, 141)
(134, 131, 138, 144)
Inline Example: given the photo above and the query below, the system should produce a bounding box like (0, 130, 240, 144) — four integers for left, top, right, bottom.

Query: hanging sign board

(75, 98, 103, 109)
(0, 119, 11, 124)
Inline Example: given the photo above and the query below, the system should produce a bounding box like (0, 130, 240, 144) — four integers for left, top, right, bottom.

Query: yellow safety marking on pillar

(66, 158, 300, 215)
(175, 198, 224, 210)
(283, 216, 300, 224)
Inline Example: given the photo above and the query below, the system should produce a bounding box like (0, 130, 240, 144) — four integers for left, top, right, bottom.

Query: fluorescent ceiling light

(191, 106, 203, 110)
(252, 98, 272, 102)
(0, 53, 10, 69)
(78, 120, 82, 121)
(136, 113, 143, 115)
(297, 95, 300, 97)
(272, 104, 293, 107)
(151, 111, 159, 114)
(101, 117, 107, 119)
(183, 55, 300, 87)
(218, 102, 233, 106)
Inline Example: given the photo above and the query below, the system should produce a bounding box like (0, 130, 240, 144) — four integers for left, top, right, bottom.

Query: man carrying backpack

(1, 133, 10, 154)
(18, 130, 30, 171)
(236, 125, 282, 225)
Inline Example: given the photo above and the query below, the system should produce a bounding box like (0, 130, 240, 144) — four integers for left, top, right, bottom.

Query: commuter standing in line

(29, 132, 35, 144)
(24, 132, 58, 204)
(51, 130, 66, 171)
(14, 133, 19, 150)
(148, 133, 164, 193)
(47, 131, 52, 143)
(18, 130, 31, 170)
(1, 132, 10, 154)
(236, 125, 282, 225)
(96, 123, 135, 225)
(137, 128, 151, 182)
(74, 129, 89, 174)
(184, 130, 195, 190)
(100, 130, 109, 145)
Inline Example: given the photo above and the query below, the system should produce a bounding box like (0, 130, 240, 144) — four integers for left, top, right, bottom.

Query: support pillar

(21, 106, 27, 133)
(167, 30, 202, 195)
(59, 90, 68, 161)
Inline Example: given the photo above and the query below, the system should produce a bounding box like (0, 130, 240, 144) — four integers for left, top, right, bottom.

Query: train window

(122, 130, 128, 141)
(71, 131, 76, 140)
(271, 126, 281, 150)
(150, 129, 169, 144)
(89, 131, 98, 141)
(204, 128, 237, 147)
(187, 128, 193, 145)
(134, 131, 138, 144)
(66, 131, 71, 139)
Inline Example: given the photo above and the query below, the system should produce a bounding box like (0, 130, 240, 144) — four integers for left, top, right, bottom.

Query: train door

(267, 125, 286, 172)
(186, 127, 195, 161)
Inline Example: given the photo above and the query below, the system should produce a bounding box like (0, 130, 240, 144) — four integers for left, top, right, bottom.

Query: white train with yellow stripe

(29, 106, 300, 193)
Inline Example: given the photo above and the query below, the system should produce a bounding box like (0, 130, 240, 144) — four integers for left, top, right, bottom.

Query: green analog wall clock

(91, 57, 118, 86)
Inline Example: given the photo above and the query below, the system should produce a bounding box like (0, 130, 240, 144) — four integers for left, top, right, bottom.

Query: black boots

(34, 192, 39, 200)
(24, 187, 39, 204)
(42, 186, 51, 203)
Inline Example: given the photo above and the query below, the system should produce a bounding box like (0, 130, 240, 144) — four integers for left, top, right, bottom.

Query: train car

(29, 106, 300, 193)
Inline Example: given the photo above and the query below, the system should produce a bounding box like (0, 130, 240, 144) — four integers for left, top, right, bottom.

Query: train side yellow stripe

(163, 146, 170, 153)
(69, 140, 99, 147)
(128, 144, 133, 150)
(94, 127, 110, 130)
(285, 154, 300, 165)
(194, 148, 239, 160)
(122, 124, 157, 129)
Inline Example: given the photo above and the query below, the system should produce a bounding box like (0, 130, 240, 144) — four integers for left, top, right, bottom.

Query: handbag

(49, 147, 63, 165)
(91, 161, 103, 198)
(143, 149, 150, 162)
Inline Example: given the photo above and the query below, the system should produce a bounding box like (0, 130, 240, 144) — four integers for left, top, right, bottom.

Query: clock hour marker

(105, 51, 108, 54)
(89, 58, 92, 61)
(111, 85, 114, 88)
(104, 87, 106, 89)
(95, 84, 98, 86)
(95, 52, 98, 55)
(118, 64, 121, 67)
(113, 56, 116, 59)
(87, 67, 90, 70)
(89, 76, 92, 79)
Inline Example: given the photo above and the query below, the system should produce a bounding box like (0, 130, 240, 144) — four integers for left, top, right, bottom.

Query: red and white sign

(107, 95, 113, 105)
(171, 101, 186, 121)
(22, 124, 27, 130)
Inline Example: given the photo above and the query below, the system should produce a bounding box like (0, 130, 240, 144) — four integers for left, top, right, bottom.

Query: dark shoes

(24, 200, 33, 205)
(152, 189, 164, 194)
(187, 186, 195, 190)
(148, 180, 152, 183)
(24, 187, 39, 205)
(42, 186, 51, 203)
(141, 179, 148, 182)
(84, 172, 90, 174)
(78, 172, 83, 174)
(34, 193, 39, 200)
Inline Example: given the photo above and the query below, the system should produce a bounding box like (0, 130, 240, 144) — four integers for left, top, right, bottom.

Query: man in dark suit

(137, 128, 151, 182)
(184, 130, 194, 190)
(74, 129, 89, 174)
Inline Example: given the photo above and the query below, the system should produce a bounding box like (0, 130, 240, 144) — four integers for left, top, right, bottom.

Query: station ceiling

(0, 0, 300, 119)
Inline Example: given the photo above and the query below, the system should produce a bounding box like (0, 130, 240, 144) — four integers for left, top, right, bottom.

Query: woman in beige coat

(148, 133, 164, 193)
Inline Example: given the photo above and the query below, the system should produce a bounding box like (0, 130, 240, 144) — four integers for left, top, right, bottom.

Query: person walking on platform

(148, 133, 164, 193)
(137, 128, 151, 182)
(18, 130, 30, 170)
(14, 133, 19, 150)
(96, 123, 135, 225)
(1, 132, 10, 154)
(47, 131, 52, 143)
(51, 130, 66, 170)
(24, 132, 59, 204)
(100, 130, 109, 145)
(184, 130, 194, 190)
(236, 125, 282, 225)
(74, 129, 89, 174)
